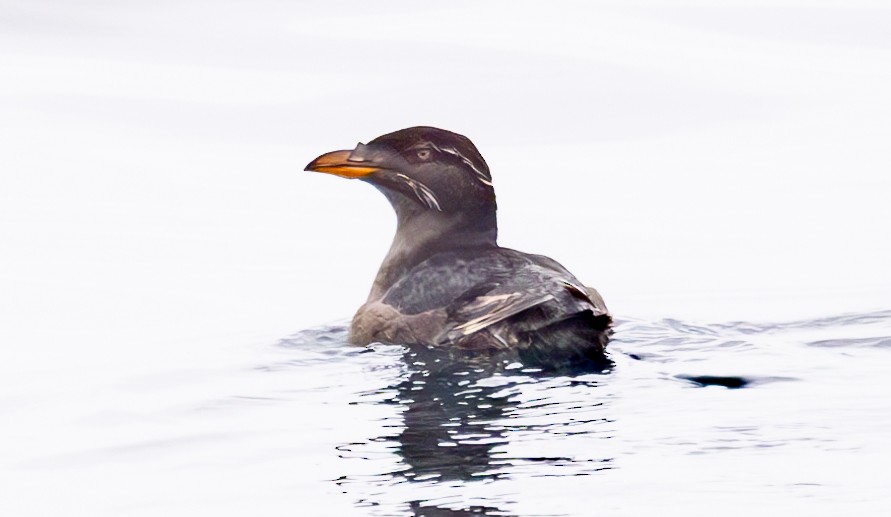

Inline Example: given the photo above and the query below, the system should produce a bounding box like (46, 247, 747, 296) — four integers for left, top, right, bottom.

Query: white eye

(416, 149, 431, 160)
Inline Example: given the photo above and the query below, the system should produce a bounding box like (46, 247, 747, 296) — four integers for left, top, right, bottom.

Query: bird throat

(367, 211, 497, 302)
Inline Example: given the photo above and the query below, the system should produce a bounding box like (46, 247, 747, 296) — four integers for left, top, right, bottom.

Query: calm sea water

(8, 309, 887, 516)
(275, 311, 891, 515)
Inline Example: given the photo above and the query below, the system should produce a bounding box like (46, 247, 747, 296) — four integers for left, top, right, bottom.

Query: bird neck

(368, 210, 497, 301)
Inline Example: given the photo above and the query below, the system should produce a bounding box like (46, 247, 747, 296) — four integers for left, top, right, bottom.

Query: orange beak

(304, 150, 380, 179)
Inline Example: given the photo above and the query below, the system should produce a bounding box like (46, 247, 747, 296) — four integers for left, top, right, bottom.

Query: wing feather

(447, 292, 556, 341)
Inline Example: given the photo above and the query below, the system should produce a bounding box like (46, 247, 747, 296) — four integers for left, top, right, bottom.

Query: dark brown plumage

(305, 127, 611, 367)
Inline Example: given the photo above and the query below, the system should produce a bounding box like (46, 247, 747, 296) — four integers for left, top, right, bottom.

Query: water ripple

(255, 309, 891, 514)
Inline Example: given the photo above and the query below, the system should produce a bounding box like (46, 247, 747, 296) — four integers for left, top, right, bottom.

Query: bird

(305, 127, 611, 367)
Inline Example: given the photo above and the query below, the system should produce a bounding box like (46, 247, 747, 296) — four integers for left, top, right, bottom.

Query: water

(7, 311, 887, 516)
(285, 311, 891, 515)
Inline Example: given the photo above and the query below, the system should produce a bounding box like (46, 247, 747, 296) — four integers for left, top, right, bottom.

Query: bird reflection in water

(397, 346, 521, 483)
(339, 343, 614, 516)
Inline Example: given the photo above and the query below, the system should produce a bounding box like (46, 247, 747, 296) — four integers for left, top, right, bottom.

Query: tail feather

(516, 310, 612, 369)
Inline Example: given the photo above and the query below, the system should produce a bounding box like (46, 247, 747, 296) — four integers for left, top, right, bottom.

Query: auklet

(305, 127, 611, 366)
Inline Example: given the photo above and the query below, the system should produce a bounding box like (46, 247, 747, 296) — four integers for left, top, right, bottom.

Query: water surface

(4, 306, 890, 516)
(239, 311, 891, 514)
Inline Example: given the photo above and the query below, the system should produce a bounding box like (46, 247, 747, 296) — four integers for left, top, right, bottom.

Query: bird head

(305, 127, 497, 235)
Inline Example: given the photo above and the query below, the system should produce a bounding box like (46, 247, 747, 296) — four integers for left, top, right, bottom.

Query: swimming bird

(305, 127, 611, 366)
